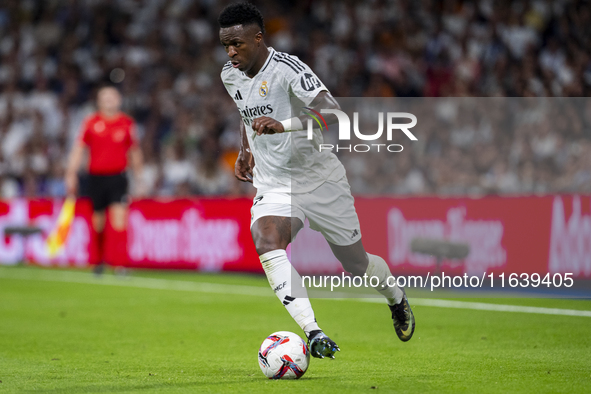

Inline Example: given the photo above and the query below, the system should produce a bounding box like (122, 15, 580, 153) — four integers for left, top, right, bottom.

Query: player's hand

(235, 153, 254, 183)
(65, 172, 78, 196)
(252, 117, 285, 136)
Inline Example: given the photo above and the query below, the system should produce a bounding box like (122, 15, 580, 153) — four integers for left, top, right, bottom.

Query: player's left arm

(127, 124, 146, 197)
(251, 91, 340, 136)
(128, 146, 145, 196)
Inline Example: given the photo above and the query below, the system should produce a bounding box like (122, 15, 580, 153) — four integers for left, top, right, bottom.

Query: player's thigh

(251, 215, 304, 255)
(88, 175, 109, 214)
(250, 194, 305, 255)
(103, 173, 129, 230)
(301, 176, 362, 247)
(105, 173, 129, 205)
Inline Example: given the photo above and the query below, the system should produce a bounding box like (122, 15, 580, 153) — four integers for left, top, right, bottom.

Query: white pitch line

(359, 297, 591, 317)
(0, 268, 271, 297)
(1, 268, 590, 318)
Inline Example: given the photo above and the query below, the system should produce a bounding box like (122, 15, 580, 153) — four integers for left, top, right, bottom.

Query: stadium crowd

(0, 0, 589, 198)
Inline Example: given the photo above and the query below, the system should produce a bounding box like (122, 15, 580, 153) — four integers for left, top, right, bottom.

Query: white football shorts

(250, 176, 362, 246)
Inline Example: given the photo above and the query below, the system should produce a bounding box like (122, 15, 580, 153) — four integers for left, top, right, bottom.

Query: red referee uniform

(79, 112, 137, 175)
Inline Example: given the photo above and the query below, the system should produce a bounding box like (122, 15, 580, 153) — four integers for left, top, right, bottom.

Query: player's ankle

(303, 322, 321, 337)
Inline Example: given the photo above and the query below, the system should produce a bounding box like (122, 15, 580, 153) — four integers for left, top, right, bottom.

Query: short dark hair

(218, 2, 265, 34)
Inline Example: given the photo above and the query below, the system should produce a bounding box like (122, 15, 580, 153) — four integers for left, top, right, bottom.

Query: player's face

(97, 87, 122, 114)
(219, 24, 262, 73)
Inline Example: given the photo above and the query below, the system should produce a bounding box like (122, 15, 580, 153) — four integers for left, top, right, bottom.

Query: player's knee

(252, 230, 285, 256)
(92, 212, 106, 233)
(109, 204, 127, 231)
(254, 238, 285, 256)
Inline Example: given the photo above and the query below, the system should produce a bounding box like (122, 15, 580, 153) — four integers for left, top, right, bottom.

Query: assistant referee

(65, 86, 144, 273)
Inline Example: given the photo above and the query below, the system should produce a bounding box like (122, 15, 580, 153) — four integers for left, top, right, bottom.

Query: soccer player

(65, 86, 144, 274)
(218, 3, 414, 359)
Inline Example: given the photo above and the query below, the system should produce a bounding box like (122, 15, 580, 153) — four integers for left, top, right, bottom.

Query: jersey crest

(259, 81, 269, 97)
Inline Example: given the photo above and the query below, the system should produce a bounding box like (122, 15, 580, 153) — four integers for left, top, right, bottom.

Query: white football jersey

(221, 47, 345, 194)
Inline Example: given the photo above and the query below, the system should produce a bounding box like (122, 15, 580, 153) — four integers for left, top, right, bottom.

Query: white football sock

(366, 253, 405, 305)
(260, 249, 320, 336)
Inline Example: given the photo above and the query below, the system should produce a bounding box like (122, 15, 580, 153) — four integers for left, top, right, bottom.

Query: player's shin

(366, 253, 405, 305)
(259, 250, 320, 336)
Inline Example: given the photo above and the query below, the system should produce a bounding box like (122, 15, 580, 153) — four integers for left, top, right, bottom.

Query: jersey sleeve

(274, 53, 328, 106)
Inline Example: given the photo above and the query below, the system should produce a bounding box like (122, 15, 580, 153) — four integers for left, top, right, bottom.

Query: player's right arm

(252, 91, 341, 136)
(65, 118, 91, 196)
(65, 140, 85, 197)
(235, 119, 254, 183)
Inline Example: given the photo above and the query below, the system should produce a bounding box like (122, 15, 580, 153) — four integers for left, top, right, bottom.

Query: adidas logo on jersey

(234, 90, 243, 100)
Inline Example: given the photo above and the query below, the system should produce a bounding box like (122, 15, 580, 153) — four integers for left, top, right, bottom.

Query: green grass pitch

(0, 265, 590, 393)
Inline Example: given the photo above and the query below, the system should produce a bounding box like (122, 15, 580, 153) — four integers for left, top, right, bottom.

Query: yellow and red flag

(46, 197, 76, 257)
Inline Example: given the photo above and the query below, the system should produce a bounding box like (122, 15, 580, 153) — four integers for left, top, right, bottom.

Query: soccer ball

(258, 331, 310, 379)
